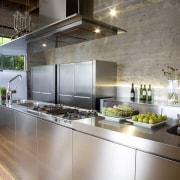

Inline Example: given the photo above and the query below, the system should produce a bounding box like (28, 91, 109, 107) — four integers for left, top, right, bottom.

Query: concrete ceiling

(0, 0, 162, 40)
(0, 0, 39, 38)
(0, 0, 39, 13)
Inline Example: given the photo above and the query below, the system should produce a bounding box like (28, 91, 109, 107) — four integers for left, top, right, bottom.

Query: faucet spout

(177, 114, 180, 127)
(6, 74, 22, 105)
(8, 74, 22, 85)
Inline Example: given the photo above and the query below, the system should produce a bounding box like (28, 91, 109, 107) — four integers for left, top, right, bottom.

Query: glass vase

(168, 80, 179, 104)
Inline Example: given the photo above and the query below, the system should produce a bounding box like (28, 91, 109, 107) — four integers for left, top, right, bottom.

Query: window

(0, 55, 25, 70)
(0, 37, 11, 45)
(0, 36, 25, 70)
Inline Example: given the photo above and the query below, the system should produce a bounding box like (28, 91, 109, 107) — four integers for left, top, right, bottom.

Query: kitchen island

(0, 100, 179, 180)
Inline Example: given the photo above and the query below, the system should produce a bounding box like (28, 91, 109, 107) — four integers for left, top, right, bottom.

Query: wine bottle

(130, 83, 135, 101)
(147, 84, 152, 102)
(139, 84, 143, 101)
(142, 84, 147, 101)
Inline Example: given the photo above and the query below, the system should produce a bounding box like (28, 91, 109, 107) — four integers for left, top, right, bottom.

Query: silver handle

(41, 92, 53, 95)
(32, 91, 53, 95)
(59, 94, 73, 97)
(74, 96, 91, 99)
(32, 91, 41, 93)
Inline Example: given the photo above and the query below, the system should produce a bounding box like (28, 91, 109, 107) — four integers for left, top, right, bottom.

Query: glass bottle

(147, 84, 152, 102)
(142, 84, 147, 101)
(139, 84, 143, 101)
(130, 83, 135, 101)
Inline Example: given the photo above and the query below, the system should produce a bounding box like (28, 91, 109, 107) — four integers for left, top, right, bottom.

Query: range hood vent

(0, 0, 127, 55)
(26, 14, 126, 53)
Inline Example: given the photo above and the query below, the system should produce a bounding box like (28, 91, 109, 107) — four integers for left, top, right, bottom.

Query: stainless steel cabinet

(31, 64, 57, 103)
(0, 106, 73, 180)
(136, 151, 180, 180)
(73, 131, 136, 180)
(37, 119, 72, 180)
(0, 106, 16, 178)
(15, 112, 38, 180)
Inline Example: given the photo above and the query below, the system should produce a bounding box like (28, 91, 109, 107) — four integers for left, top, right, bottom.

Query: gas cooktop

(27, 104, 98, 126)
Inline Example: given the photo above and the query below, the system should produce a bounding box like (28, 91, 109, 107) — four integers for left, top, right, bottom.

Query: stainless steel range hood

(26, 14, 126, 53)
(0, 0, 126, 55)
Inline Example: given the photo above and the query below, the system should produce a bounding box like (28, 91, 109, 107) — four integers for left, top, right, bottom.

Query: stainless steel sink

(167, 125, 180, 136)
(15, 99, 36, 107)
(14, 99, 56, 108)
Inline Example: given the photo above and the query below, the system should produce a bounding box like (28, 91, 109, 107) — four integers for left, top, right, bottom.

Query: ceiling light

(94, 28, 101, 34)
(42, 43, 47, 47)
(110, 8, 117, 17)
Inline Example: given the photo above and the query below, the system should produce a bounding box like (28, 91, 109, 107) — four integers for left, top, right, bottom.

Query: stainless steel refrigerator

(58, 60, 117, 110)
(31, 64, 57, 103)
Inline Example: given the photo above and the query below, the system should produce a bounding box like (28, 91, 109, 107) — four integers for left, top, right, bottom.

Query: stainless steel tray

(125, 118, 167, 128)
(100, 114, 130, 122)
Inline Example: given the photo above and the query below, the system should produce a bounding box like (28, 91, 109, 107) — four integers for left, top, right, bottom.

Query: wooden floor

(0, 163, 16, 180)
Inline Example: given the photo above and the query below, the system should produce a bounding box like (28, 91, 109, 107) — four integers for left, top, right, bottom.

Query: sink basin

(167, 125, 180, 136)
(14, 99, 55, 108)
(15, 99, 35, 107)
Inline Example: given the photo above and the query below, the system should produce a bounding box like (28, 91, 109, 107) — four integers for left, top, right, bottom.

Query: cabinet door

(74, 61, 93, 109)
(59, 63, 74, 95)
(136, 151, 180, 180)
(73, 131, 135, 180)
(32, 65, 56, 93)
(31, 65, 56, 103)
(59, 63, 74, 106)
(74, 61, 93, 97)
(31, 66, 41, 92)
(74, 96, 92, 109)
(15, 111, 38, 180)
(37, 119, 72, 180)
(0, 106, 16, 177)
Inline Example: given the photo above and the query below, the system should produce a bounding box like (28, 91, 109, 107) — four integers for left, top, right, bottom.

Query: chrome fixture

(12, 0, 32, 39)
(6, 74, 22, 105)
(13, 11, 32, 35)
(177, 114, 180, 135)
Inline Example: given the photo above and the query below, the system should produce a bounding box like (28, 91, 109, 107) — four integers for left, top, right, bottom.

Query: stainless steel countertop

(1, 102, 180, 162)
(72, 116, 180, 162)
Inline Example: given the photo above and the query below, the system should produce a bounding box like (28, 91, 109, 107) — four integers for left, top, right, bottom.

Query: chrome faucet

(6, 74, 22, 105)
(177, 114, 180, 125)
(177, 114, 180, 135)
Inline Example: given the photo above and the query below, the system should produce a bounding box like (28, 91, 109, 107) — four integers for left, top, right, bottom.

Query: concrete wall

(27, 0, 180, 101)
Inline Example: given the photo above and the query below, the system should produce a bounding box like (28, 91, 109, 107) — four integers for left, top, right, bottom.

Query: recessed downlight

(42, 43, 47, 47)
(110, 8, 117, 17)
(94, 28, 101, 34)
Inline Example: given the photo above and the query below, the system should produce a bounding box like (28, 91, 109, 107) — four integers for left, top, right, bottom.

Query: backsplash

(27, 0, 180, 101)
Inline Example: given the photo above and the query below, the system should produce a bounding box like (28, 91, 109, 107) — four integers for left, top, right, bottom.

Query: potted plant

(0, 87, 7, 100)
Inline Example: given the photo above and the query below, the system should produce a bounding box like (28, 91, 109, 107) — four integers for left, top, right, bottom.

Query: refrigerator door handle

(59, 94, 73, 97)
(74, 96, 91, 99)
(32, 91, 53, 95)
(32, 91, 41, 93)
(41, 92, 53, 95)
